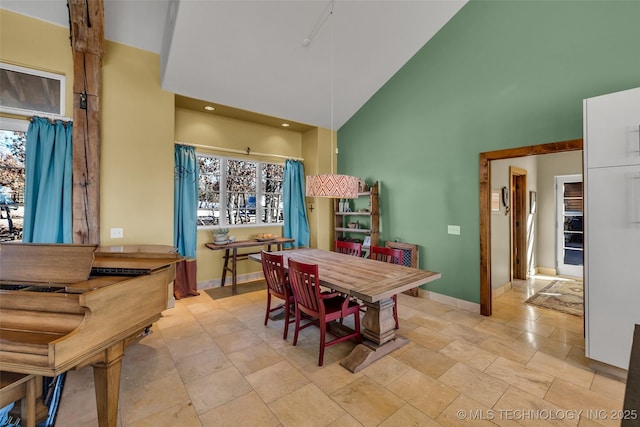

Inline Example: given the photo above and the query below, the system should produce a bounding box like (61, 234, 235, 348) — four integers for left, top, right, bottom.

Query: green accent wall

(337, 0, 640, 303)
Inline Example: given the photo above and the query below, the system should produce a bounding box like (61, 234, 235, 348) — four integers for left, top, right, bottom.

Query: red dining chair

(334, 240, 362, 257)
(370, 245, 402, 329)
(287, 258, 361, 366)
(261, 251, 295, 340)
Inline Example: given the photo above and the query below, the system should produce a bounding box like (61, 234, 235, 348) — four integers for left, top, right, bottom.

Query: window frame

(196, 152, 285, 229)
(0, 63, 66, 117)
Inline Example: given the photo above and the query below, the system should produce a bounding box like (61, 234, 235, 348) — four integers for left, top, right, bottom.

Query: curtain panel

(173, 144, 199, 299)
(283, 159, 310, 248)
(23, 117, 73, 243)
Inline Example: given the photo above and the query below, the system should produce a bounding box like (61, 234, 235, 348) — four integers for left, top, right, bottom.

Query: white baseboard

(537, 266, 557, 276)
(417, 289, 481, 314)
(492, 282, 512, 298)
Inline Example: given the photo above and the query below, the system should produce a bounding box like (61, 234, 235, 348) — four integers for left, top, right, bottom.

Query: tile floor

(55, 275, 628, 426)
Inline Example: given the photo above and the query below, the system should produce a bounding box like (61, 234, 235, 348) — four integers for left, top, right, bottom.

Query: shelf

(335, 227, 371, 234)
(335, 212, 372, 216)
(334, 181, 379, 247)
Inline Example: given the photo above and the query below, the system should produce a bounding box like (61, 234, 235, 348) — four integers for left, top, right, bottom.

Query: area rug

(204, 280, 266, 300)
(525, 280, 583, 317)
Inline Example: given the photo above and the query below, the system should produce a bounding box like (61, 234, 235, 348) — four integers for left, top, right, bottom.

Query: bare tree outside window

(227, 159, 257, 225)
(262, 163, 284, 223)
(197, 153, 284, 227)
(0, 130, 26, 241)
(197, 156, 220, 226)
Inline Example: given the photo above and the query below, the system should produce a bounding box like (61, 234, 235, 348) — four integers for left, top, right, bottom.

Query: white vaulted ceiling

(2, 0, 467, 130)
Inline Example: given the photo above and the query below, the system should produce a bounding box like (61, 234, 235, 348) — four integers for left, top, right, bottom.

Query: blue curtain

(174, 144, 198, 257)
(283, 160, 310, 248)
(22, 117, 73, 243)
(174, 144, 200, 298)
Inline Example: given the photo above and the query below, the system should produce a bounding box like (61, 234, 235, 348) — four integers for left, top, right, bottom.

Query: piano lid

(0, 242, 97, 283)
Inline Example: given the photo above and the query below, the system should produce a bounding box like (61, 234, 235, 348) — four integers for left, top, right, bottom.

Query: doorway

(510, 167, 527, 281)
(479, 139, 583, 316)
(555, 174, 584, 278)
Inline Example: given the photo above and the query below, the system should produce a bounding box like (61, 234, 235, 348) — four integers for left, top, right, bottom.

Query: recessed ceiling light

(281, 123, 290, 127)
(204, 105, 215, 111)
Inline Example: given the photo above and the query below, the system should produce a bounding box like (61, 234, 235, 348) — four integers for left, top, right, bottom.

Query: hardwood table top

(249, 248, 441, 303)
(205, 237, 294, 251)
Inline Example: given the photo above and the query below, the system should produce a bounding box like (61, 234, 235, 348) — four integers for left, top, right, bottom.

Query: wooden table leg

(360, 298, 396, 345)
(22, 375, 36, 427)
(340, 297, 408, 373)
(92, 341, 124, 427)
(220, 249, 230, 286)
(231, 248, 238, 295)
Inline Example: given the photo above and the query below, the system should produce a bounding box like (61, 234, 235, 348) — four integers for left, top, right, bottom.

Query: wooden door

(510, 167, 527, 280)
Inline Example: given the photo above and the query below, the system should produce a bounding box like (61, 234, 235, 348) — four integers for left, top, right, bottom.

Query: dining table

(249, 248, 442, 372)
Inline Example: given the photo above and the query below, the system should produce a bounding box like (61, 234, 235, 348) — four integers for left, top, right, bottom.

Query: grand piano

(0, 243, 181, 427)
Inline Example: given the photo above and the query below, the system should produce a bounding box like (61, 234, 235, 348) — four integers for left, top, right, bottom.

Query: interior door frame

(479, 139, 583, 316)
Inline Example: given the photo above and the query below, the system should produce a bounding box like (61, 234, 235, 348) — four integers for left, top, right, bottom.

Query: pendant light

(304, 0, 360, 199)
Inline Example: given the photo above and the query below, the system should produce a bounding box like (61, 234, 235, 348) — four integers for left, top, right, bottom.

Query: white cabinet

(584, 87, 640, 369)
(584, 86, 640, 169)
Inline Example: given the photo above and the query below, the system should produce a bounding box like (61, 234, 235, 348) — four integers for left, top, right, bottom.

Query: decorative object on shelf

(255, 233, 277, 242)
(212, 227, 229, 244)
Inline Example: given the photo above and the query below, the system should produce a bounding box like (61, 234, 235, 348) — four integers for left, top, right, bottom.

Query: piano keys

(0, 243, 181, 427)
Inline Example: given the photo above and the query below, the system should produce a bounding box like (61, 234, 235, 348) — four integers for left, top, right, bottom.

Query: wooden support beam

(68, 0, 104, 244)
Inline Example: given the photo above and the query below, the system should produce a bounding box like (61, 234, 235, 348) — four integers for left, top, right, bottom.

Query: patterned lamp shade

(306, 174, 360, 199)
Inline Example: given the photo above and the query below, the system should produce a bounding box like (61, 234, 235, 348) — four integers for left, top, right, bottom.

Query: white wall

(491, 156, 537, 289)
(535, 151, 583, 271)
(490, 150, 583, 289)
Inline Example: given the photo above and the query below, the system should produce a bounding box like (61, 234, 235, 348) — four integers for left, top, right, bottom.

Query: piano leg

(92, 341, 124, 427)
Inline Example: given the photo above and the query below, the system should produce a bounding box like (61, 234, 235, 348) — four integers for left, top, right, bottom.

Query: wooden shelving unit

(333, 181, 379, 249)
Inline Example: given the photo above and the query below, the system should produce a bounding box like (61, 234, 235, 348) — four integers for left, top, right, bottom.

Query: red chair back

(261, 251, 288, 299)
(288, 257, 362, 365)
(370, 245, 402, 264)
(334, 240, 362, 257)
(287, 258, 323, 315)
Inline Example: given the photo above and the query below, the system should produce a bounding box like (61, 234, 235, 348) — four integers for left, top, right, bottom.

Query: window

(197, 153, 284, 227)
(0, 118, 28, 241)
(0, 63, 66, 116)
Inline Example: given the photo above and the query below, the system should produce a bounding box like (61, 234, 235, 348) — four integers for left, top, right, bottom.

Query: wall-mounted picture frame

(0, 62, 66, 116)
(530, 191, 537, 213)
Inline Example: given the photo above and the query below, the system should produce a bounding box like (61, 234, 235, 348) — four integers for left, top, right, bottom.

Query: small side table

(205, 237, 295, 295)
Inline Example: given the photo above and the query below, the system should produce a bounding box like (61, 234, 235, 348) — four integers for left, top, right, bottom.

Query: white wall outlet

(447, 225, 461, 235)
(110, 227, 123, 238)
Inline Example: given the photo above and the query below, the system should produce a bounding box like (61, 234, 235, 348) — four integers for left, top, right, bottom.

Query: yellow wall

(301, 127, 336, 251)
(1, 10, 335, 287)
(0, 9, 74, 118)
(175, 107, 303, 283)
(100, 42, 175, 246)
